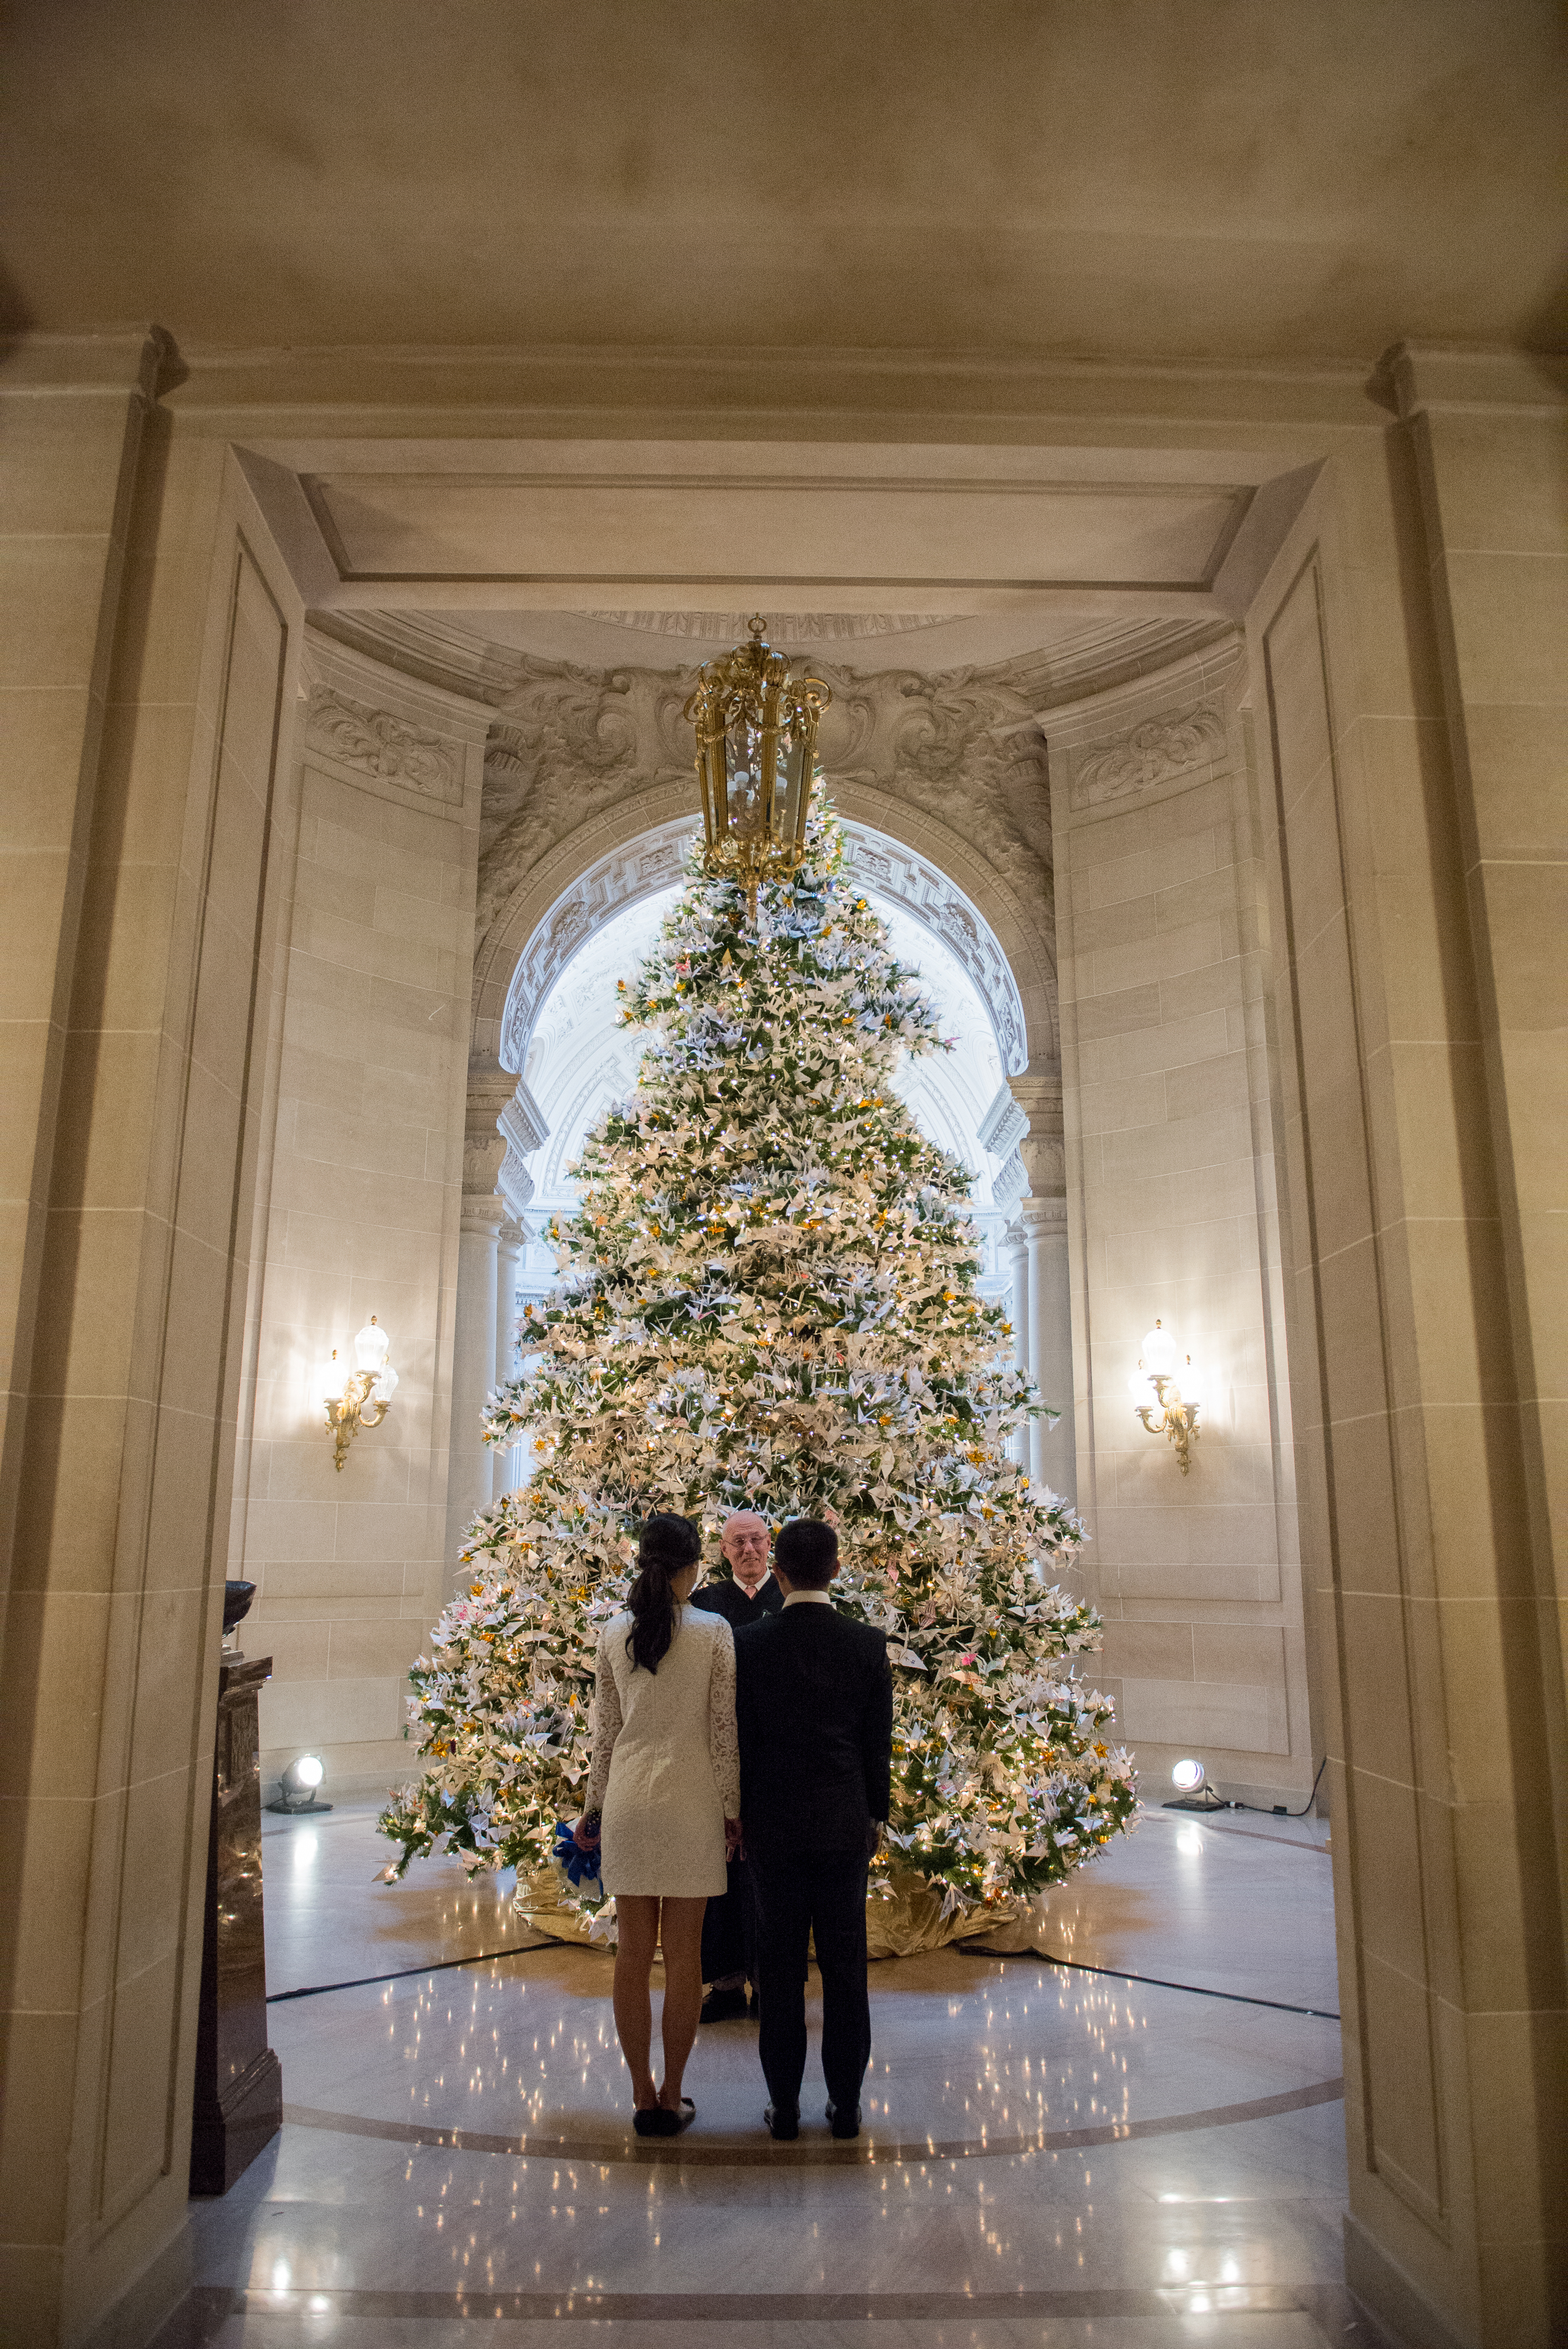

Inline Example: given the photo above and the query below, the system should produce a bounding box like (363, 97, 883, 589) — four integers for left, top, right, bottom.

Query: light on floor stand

(267, 1752, 333, 1815)
(1163, 1758, 1226, 1813)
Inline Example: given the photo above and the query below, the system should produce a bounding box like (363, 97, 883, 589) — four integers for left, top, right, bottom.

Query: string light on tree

(379, 792, 1136, 1926)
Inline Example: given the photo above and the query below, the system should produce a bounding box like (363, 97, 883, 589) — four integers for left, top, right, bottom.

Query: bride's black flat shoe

(634, 2106, 677, 2137)
(665, 2097, 696, 2133)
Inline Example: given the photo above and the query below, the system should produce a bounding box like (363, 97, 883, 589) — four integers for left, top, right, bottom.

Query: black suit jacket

(733, 1601, 893, 1855)
(691, 1573, 784, 1631)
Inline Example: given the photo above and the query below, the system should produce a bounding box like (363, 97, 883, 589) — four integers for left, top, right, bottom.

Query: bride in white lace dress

(574, 1512, 741, 2137)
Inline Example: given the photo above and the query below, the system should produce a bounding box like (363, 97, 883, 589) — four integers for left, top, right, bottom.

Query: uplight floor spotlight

(1163, 1758, 1226, 1813)
(267, 1752, 333, 1816)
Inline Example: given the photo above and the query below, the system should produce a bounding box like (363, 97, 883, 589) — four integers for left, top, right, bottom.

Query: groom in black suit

(733, 1517, 893, 2141)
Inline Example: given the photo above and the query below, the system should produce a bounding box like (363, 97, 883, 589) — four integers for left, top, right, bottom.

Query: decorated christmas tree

(380, 797, 1135, 1930)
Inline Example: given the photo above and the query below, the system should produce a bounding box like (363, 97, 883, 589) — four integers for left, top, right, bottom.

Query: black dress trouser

(700, 1856, 756, 1985)
(749, 1843, 871, 2114)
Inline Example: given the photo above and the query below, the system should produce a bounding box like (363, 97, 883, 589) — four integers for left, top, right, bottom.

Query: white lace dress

(587, 1604, 740, 1899)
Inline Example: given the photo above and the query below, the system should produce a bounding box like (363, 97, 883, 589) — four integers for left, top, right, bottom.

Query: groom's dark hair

(776, 1517, 838, 1589)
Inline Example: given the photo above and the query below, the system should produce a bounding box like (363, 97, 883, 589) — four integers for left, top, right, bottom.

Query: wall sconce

(324, 1317, 398, 1471)
(1128, 1318, 1203, 1474)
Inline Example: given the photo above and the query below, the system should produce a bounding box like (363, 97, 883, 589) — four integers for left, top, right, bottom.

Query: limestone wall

(1047, 642, 1312, 1805)
(229, 634, 489, 1797)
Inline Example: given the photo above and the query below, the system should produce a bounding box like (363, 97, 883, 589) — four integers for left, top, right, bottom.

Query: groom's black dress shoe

(825, 2102, 861, 2140)
(764, 2103, 799, 2141)
(700, 1984, 750, 2023)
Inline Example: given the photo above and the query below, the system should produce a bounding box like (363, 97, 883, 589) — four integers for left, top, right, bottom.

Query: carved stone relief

(1069, 703, 1227, 810)
(822, 664, 1054, 898)
(307, 685, 464, 805)
(477, 651, 1058, 975)
(478, 666, 692, 945)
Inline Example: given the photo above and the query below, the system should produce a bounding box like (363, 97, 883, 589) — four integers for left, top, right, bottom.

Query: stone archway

(492, 809, 1032, 1086)
(465, 775, 1074, 1521)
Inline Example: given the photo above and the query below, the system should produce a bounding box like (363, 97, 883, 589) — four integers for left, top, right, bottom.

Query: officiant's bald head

(719, 1510, 771, 1594)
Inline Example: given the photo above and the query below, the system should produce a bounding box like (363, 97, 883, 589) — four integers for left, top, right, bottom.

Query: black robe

(690, 1572, 784, 1630)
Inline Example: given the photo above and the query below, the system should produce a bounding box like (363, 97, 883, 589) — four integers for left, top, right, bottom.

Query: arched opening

(494, 825, 1047, 1492)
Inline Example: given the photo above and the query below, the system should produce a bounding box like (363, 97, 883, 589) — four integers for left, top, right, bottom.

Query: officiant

(691, 1509, 781, 2019)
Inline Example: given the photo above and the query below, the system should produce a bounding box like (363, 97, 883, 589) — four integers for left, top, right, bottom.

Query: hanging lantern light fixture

(684, 617, 830, 918)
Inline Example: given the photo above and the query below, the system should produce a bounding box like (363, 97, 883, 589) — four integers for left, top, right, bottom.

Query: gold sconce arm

(322, 1317, 397, 1470)
(1134, 1371, 1200, 1474)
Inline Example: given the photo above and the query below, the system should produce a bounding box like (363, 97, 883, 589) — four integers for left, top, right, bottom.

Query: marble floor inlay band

(281, 2074, 1345, 2166)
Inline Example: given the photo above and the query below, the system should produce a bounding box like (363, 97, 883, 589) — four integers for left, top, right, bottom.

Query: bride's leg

(612, 1896, 660, 2109)
(656, 1897, 707, 2109)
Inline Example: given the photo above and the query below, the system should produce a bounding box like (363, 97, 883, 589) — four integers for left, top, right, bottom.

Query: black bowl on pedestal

(223, 1579, 257, 1635)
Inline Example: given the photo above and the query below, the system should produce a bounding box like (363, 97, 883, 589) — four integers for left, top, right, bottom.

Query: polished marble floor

(164, 1799, 1369, 2348)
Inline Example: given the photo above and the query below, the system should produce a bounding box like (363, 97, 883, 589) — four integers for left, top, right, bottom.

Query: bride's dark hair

(626, 1512, 701, 1675)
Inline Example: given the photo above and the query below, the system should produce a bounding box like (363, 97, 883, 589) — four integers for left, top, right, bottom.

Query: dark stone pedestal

(190, 1653, 283, 2195)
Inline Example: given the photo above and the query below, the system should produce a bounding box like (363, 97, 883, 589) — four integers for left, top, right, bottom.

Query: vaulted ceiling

(3, 0, 1563, 363)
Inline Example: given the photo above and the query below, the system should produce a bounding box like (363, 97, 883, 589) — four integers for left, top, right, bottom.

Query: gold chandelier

(684, 617, 830, 916)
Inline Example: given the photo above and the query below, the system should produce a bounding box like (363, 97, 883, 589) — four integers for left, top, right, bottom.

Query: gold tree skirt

(516, 1868, 1039, 1959)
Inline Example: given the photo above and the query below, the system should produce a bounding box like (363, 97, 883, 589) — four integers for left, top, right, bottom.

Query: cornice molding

(159, 341, 1396, 433)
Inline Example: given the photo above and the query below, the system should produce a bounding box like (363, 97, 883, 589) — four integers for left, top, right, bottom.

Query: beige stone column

(0, 358, 304, 2347)
(1002, 1217, 1030, 1464)
(1235, 368, 1564, 2345)
(0, 334, 160, 1571)
(442, 1059, 514, 1572)
(0, 334, 167, 2348)
(492, 1217, 526, 1497)
(496, 1218, 525, 1391)
(1329, 346, 1567, 2346)
(1012, 1074, 1075, 1505)
(448, 1199, 502, 1552)
(1020, 1196, 1074, 1504)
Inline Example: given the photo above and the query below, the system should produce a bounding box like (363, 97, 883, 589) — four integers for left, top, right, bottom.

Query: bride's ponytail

(626, 1512, 701, 1674)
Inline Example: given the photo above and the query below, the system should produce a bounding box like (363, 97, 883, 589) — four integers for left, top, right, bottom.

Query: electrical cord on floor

(267, 1943, 546, 2003)
(1231, 1755, 1329, 1820)
(957, 1945, 1340, 2023)
(270, 1936, 1339, 2027)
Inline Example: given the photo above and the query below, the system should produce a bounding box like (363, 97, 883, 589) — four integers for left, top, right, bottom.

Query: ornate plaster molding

(1007, 1071, 1065, 1201)
(991, 1152, 1029, 1212)
(977, 1083, 1029, 1162)
(1041, 634, 1246, 818)
(307, 686, 464, 803)
(1070, 704, 1227, 809)
(477, 649, 1056, 966)
(499, 1080, 550, 1159)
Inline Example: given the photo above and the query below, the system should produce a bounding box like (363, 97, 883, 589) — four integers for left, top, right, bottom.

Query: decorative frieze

(307, 687, 464, 803)
(1042, 635, 1245, 820)
(1069, 703, 1227, 810)
(478, 651, 1056, 958)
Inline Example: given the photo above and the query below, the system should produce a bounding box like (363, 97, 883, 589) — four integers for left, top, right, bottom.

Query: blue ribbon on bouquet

(554, 1822, 602, 1888)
